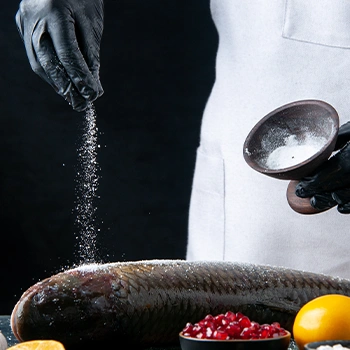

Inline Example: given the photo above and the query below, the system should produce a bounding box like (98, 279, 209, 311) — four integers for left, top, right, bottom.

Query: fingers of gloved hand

(295, 177, 320, 198)
(48, 19, 101, 104)
(295, 144, 350, 197)
(74, 1, 104, 98)
(90, 68, 104, 99)
(332, 188, 350, 205)
(32, 28, 88, 111)
(309, 193, 338, 211)
(332, 189, 350, 214)
(337, 203, 350, 214)
(335, 121, 350, 150)
(15, 6, 66, 97)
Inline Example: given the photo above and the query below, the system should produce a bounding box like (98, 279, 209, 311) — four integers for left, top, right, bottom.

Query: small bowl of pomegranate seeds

(179, 311, 291, 350)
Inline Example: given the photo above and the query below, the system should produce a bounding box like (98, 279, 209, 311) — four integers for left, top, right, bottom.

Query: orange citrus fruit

(7, 340, 65, 350)
(293, 294, 350, 350)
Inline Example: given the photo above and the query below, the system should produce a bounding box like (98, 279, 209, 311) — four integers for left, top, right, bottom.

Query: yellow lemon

(7, 340, 65, 350)
(293, 294, 350, 350)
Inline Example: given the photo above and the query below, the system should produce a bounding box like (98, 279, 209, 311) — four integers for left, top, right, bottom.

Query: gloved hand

(295, 121, 350, 213)
(15, 0, 104, 112)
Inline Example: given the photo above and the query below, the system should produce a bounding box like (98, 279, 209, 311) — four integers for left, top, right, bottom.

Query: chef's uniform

(187, 0, 350, 279)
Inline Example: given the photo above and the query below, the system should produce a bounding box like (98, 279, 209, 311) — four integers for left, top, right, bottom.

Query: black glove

(295, 121, 350, 213)
(15, 0, 104, 112)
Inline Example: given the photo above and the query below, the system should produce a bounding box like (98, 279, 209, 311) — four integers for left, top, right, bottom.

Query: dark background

(0, 0, 218, 314)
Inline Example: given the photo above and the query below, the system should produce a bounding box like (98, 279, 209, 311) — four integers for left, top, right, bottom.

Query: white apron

(187, 0, 350, 279)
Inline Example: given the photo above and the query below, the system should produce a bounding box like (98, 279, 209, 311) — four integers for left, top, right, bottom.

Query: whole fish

(10, 260, 350, 349)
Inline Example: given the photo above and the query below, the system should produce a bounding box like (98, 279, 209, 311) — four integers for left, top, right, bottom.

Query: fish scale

(10, 260, 350, 349)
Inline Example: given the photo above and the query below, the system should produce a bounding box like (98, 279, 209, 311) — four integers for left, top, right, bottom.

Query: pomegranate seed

(225, 311, 237, 322)
(279, 329, 288, 336)
(182, 323, 193, 333)
(250, 321, 260, 331)
(213, 329, 229, 340)
(272, 322, 281, 329)
(240, 327, 253, 339)
(238, 316, 251, 328)
(214, 314, 226, 326)
(205, 314, 214, 320)
(259, 329, 270, 339)
(196, 332, 205, 339)
(206, 327, 214, 338)
(225, 323, 241, 338)
(235, 312, 245, 320)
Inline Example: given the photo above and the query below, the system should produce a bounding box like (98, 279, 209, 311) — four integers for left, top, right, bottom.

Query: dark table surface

(0, 315, 182, 349)
(0, 315, 298, 349)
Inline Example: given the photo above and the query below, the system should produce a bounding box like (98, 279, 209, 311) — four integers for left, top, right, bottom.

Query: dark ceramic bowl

(179, 331, 291, 350)
(243, 100, 339, 180)
(305, 340, 350, 349)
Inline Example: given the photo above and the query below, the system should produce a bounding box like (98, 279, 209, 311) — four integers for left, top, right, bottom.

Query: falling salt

(73, 102, 101, 265)
(265, 134, 327, 169)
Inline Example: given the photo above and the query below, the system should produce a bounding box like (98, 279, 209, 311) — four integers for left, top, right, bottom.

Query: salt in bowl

(243, 100, 339, 180)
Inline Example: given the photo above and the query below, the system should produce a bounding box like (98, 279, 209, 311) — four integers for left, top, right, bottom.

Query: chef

(15, 0, 350, 279)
